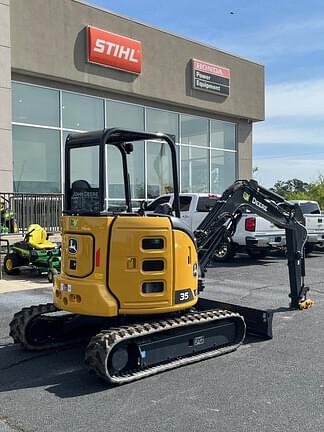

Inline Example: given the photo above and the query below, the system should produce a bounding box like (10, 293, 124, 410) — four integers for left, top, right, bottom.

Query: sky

(89, 0, 324, 188)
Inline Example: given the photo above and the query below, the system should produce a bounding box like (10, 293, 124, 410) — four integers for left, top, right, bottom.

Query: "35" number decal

(175, 289, 194, 304)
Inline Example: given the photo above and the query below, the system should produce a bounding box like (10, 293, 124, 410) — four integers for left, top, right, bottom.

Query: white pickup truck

(145, 193, 286, 261)
(289, 200, 324, 253)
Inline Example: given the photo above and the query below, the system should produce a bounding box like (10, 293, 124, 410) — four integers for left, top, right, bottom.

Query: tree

(270, 176, 324, 209)
(271, 178, 309, 197)
(252, 166, 259, 177)
(305, 175, 324, 209)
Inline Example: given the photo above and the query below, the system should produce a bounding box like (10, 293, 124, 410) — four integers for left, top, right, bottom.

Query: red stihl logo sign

(87, 26, 142, 74)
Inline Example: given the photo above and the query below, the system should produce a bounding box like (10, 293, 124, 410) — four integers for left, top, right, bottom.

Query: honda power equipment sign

(87, 26, 142, 74)
(192, 59, 230, 96)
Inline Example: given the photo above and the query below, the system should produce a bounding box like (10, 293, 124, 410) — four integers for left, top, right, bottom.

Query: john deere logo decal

(70, 218, 78, 228)
(243, 192, 250, 202)
(68, 238, 78, 254)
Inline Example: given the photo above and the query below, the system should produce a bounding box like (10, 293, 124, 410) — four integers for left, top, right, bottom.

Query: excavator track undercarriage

(85, 308, 245, 385)
(9, 303, 107, 351)
(9, 302, 247, 385)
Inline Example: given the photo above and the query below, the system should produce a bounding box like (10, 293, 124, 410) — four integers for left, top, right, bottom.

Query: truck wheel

(305, 245, 314, 255)
(213, 238, 235, 262)
(247, 249, 268, 259)
(315, 243, 324, 252)
(3, 253, 22, 275)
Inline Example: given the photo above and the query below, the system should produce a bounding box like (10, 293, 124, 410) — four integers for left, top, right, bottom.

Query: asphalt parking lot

(0, 251, 323, 432)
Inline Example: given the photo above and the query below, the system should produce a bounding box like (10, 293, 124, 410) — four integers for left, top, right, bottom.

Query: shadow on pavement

(0, 342, 112, 398)
(209, 256, 280, 269)
(304, 252, 323, 259)
(208, 249, 322, 269)
(0, 331, 271, 398)
(269, 306, 292, 314)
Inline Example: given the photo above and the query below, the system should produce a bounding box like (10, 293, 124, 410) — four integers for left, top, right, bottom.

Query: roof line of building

(73, 0, 264, 68)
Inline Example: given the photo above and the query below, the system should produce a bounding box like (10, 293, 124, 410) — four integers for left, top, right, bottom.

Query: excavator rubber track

(85, 309, 245, 385)
(9, 303, 106, 351)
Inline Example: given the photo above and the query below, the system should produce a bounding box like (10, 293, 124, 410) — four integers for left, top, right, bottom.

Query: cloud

(254, 123, 324, 145)
(265, 79, 324, 118)
(253, 158, 324, 188)
(253, 77, 324, 147)
(254, 17, 324, 58)
(253, 76, 324, 185)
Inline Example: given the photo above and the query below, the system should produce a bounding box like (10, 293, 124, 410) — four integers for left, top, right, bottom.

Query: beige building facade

(1, 0, 264, 201)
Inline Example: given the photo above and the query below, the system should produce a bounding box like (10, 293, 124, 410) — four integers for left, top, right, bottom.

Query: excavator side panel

(109, 216, 198, 314)
(53, 215, 118, 317)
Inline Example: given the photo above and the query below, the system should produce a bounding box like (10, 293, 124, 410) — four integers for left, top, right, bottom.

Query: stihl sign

(87, 26, 142, 74)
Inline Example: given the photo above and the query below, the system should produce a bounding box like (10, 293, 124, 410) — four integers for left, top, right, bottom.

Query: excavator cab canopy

(64, 128, 180, 217)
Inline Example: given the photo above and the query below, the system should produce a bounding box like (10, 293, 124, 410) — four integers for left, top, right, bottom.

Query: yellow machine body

(54, 215, 199, 317)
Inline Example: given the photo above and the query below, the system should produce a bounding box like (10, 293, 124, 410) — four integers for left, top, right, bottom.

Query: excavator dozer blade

(197, 298, 273, 339)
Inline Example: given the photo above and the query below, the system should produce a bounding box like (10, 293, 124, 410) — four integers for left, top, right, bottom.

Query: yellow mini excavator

(9, 129, 313, 385)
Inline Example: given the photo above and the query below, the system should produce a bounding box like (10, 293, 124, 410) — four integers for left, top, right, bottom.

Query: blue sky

(90, 0, 324, 187)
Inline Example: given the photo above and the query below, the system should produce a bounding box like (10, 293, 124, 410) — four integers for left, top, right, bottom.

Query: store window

(181, 146, 190, 193)
(147, 141, 173, 198)
(146, 108, 179, 141)
(62, 92, 104, 131)
(211, 120, 236, 150)
(106, 100, 144, 130)
(12, 82, 59, 127)
(211, 149, 235, 194)
(106, 146, 125, 201)
(13, 126, 61, 192)
(64, 130, 101, 193)
(106, 141, 145, 201)
(127, 141, 145, 199)
(180, 115, 209, 147)
(181, 146, 209, 193)
(11, 82, 237, 198)
(190, 147, 209, 193)
(70, 145, 99, 188)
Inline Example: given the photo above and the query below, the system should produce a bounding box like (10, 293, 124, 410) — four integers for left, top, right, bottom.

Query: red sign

(87, 26, 142, 74)
(193, 60, 230, 79)
(192, 59, 230, 96)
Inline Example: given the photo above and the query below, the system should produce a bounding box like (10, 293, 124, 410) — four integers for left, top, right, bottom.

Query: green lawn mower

(3, 224, 61, 282)
(0, 196, 18, 234)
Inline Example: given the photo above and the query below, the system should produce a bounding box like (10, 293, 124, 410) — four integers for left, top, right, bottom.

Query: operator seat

(71, 179, 100, 212)
(26, 224, 56, 249)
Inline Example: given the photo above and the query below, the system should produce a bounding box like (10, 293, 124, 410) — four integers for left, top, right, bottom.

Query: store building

(1, 0, 264, 206)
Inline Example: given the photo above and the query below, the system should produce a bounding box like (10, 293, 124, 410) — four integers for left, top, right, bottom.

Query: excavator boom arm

(196, 179, 310, 309)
